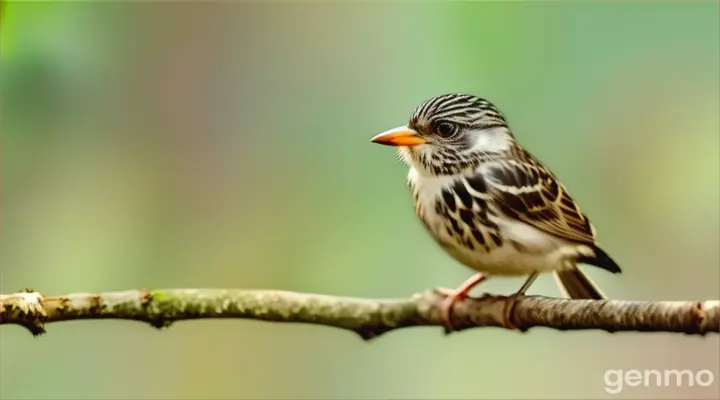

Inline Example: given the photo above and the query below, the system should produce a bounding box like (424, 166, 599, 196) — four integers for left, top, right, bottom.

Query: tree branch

(1, 289, 717, 339)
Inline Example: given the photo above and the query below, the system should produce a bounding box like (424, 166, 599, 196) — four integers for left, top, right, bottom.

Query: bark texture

(1, 289, 717, 339)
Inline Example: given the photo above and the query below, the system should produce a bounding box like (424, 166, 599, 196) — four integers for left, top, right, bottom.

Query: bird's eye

(434, 121, 457, 138)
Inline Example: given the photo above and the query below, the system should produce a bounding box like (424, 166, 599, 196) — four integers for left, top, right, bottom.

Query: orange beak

(370, 126, 426, 147)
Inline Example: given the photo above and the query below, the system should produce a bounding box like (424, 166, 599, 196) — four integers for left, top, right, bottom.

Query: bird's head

(371, 93, 514, 176)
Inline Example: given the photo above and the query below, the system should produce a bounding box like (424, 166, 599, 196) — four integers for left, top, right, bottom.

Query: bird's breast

(407, 168, 456, 224)
(406, 167, 567, 275)
(408, 168, 500, 253)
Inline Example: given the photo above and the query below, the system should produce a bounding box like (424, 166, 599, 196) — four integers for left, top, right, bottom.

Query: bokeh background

(1, 2, 718, 399)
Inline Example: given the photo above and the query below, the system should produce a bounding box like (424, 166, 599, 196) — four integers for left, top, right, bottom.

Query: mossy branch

(0, 289, 717, 339)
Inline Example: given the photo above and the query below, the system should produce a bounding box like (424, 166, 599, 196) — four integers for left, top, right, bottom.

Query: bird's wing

(482, 157, 596, 245)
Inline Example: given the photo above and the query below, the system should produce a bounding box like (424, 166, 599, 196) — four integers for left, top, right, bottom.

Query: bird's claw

(433, 287, 467, 332)
(432, 274, 489, 333)
(502, 294, 523, 330)
(440, 298, 458, 333)
(435, 287, 522, 330)
(435, 288, 495, 333)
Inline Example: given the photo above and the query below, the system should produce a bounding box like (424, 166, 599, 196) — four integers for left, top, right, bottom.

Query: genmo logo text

(603, 369, 715, 394)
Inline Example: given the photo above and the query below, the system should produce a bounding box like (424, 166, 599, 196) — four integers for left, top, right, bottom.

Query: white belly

(408, 167, 581, 276)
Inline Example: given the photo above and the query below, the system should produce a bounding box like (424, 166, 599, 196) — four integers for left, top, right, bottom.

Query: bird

(370, 93, 622, 330)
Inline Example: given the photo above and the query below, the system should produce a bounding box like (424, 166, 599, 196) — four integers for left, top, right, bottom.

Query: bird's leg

(433, 273, 488, 331)
(502, 272, 540, 330)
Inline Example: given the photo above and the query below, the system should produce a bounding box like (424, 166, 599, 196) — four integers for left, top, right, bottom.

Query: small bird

(370, 93, 622, 330)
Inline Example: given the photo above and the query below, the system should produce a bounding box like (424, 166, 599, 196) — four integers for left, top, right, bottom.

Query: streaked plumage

(371, 93, 622, 329)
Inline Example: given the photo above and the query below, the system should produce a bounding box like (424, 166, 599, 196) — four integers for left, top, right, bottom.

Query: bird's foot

(500, 272, 538, 330)
(502, 296, 518, 330)
(501, 291, 531, 331)
(432, 273, 488, 333)
(436, 288, 467, 332)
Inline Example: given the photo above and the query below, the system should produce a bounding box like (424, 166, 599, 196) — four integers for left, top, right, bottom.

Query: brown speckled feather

(483, 147, 596, 245)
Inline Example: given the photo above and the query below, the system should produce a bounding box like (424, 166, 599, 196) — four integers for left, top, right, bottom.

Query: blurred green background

(1, 2, 718, 399)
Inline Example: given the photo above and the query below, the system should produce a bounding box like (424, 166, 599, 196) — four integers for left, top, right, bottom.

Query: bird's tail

(553, 268, 607, 300)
